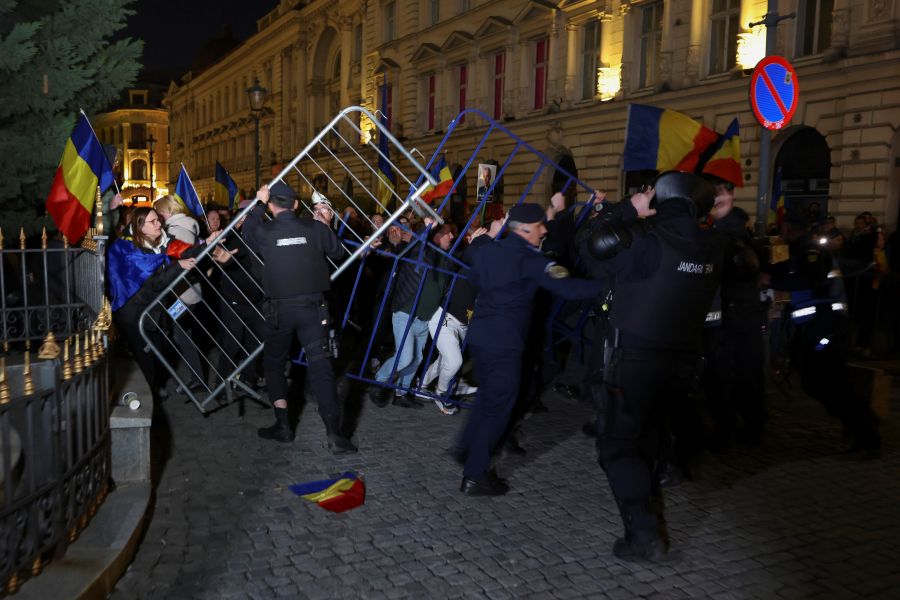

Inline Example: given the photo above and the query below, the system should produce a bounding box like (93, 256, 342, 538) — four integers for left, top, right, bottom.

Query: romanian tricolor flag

(768, 167, 786, 227)
(702, 118, 743, 187)
(214, 161, 239, 209)
(623, 104, 719, 173)
(420, 155, 454, 204)
(174, 165, 205, 218)
(289, 472, 366, 513)
(45, 114, 115, 242)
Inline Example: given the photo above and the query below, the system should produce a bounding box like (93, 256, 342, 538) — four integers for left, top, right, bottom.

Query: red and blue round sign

(749, 56, 799, 130)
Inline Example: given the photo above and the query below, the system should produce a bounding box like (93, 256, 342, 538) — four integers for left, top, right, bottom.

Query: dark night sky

(120, 0, 282, 82)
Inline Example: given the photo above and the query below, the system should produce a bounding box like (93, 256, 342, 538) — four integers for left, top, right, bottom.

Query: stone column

(564, 21, 578, 103)
(339, 16, 353, 108)
(547, 10, 565, 106)
(295, 37, 309, 144)
(825, 0, 851, 61)
(618, 2, 634, 94)
(685, 0, 703, 85)
(518, 38, 531, 113)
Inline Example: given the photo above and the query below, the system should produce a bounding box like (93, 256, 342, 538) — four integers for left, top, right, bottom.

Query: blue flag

(214, 161, 239, 209)
(107, 238, 169, 312)
(173, 165, 204, 217)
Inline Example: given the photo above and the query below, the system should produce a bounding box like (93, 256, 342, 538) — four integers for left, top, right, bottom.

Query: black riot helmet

(652, 171, 716, 218)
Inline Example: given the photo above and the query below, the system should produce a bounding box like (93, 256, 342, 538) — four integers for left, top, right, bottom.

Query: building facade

(165, 0, 900, 229)
(93, 87, 170, 205)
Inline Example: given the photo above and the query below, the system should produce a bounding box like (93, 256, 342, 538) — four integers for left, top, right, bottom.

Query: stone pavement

(110, 374, 900, 599)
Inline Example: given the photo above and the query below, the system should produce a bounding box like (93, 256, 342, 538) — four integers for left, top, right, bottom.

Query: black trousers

(217, 301, 265, 379)
(115, 306, 164, 392)
(457, 344, 522, 479)
(263, 295, 339, 425)
(597, 348, 697, 535)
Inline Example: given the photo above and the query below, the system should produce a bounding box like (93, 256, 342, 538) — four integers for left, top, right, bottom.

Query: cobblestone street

(111, 375, 900, 599)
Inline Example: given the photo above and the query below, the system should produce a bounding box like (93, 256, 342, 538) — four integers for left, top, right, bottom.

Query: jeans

(375, 311, 430, 387)
(423, 309, 468, 393)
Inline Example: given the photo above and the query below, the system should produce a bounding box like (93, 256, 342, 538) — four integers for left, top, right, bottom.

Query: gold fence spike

(0, 357, 9, 404)
(38, 331, 60, 360)
(62, 337, 72, 380)
(81, 331, 92, 368)
(31, 556, 42, 576)
(63, 234, 69, 248)
(41, 226, 48, 249)
(90, 330, 100, 361)
(7, 573, 19, 594)
(0, 225, 4, 246)
(23, 351, 34, 396)
(19, 227, 25, 249)
(73, 334, 83, 374)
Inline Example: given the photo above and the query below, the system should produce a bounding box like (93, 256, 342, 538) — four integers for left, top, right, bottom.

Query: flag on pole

(214, 161, 239, 209)
(173, 165, 205, 217)
(701, 118, 743, 187)
(289, 472, 366, 513)
(623, 104, 719, 173)
(768, 167, 786, 227)
(420, 155, 454, 204)
(45, 114, 116, 242)
(376, 82, 395, 211)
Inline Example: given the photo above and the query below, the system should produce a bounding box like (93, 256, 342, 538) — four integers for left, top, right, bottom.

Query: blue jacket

(466, 233, 605, 350)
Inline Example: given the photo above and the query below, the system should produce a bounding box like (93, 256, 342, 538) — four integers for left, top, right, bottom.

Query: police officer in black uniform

(457, 203, 606, 496)
(242, 182, 356, 453)
(767, 211, 881, 457)
(578, 171, 724, 562)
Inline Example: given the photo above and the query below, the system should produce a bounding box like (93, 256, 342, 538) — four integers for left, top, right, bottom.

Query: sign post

(749, 2, 796, 235)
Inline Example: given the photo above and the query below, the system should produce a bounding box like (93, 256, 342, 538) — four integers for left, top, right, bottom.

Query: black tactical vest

(610, 227, 723, 347)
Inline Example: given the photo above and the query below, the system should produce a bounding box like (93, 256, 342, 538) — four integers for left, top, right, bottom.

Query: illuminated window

(639, 2, 662, 88)
(492, 52, 505, 120)
(534, 37, 549, 110)
(796, 0, 833, 56)
(581, 20, 600, 100)
(709, 0, 740, 74)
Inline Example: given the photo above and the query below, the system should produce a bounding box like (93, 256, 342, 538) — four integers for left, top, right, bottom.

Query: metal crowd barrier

(139, 107, 603, 412)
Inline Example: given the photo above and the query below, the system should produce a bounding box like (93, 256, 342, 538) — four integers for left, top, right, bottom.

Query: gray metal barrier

(138, 107, 443, 412)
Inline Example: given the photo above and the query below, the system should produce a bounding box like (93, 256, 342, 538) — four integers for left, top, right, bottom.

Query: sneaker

(434, 399, 459, 415)
(454, 381, 478, 396)
(392, 392, 423, 409)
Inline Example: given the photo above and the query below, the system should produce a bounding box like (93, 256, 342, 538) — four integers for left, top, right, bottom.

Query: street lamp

(246, 78, 268, 190)
(147, 133, 157, 201)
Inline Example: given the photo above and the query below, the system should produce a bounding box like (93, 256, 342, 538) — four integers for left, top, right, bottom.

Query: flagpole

(181, 163, 210, 229)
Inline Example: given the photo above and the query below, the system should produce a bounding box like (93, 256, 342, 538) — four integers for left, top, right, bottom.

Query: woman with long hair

(107, 207, 198, 399)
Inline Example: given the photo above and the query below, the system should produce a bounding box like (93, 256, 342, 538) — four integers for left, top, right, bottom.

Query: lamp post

(246, 78, 268, 190)
(147, 133, 157, 201)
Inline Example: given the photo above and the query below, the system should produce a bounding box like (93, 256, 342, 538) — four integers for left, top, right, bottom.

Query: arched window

(131, 159, 147, 180)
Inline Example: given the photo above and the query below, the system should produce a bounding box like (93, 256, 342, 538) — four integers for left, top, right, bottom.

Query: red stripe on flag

(45, 166, 91, 242)
(674, 127, 719, 172)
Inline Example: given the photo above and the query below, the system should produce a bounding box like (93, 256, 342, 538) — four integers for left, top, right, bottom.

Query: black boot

(258, 407, 294, 443)
(612, 501, 668, 562)
(324, 417, 358, 454)
(366, 385, 391, 408)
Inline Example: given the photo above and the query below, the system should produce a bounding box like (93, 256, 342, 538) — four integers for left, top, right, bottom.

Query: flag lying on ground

(623, 104, 719, 173)
(289, 472, 366, 513)
(420, 155, 454, 204)
(214, 161, 239, 209)
(701, 118, 743, 187)
(768, 167, 786, 228)
(174, 165, 205, 217)
(45, 113, 116, 242)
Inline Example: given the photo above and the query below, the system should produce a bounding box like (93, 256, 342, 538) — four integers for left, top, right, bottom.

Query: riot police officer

(578, 171, 724, 562)
(456, 203, 606, 496)
(766, 211, 881, 457)
(242, 182, 356, 453)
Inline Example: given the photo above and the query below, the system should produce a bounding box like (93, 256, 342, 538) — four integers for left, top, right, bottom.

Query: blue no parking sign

(750, 56, 799, 130)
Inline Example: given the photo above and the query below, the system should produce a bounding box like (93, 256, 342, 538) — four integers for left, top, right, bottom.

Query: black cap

(508, 203, 545, 224)
(653, 171, 716, 217)
(269, 181, 297, 201)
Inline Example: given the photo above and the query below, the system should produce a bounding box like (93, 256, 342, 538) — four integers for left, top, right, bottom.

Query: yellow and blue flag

(421, 155, 454, 205)
(45, 113, 116, 242)
(289, 472, 366, 513)
(702, 118, 743, 187)
(214, 161, 239, 209)
(173, 164, 204, 217)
